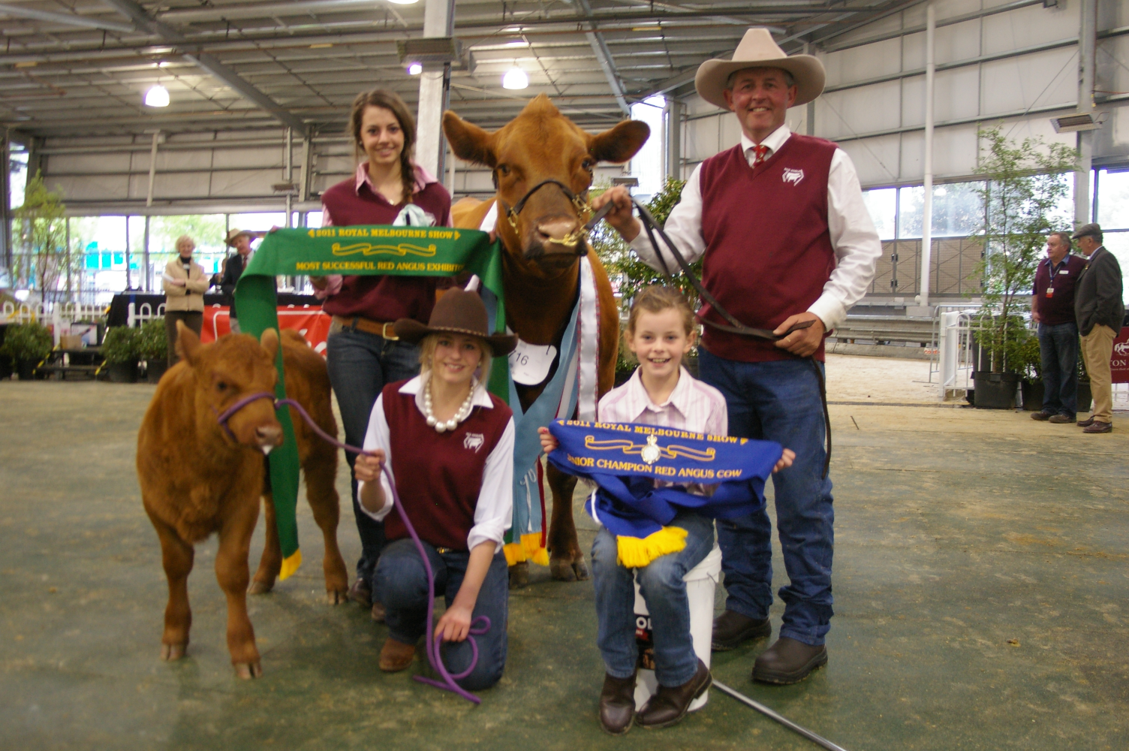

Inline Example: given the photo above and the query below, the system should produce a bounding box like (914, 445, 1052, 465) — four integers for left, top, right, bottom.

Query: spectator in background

(1030, 231, 1086, 423)
(216, 228, 257, 334)
(162, 235, 211, 366)
(1072, 223, 1125, 434)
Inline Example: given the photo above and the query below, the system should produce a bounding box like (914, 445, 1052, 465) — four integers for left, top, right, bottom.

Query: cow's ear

(176, 321, 202, 365)
(443, 111, 496, 168)
(260, 328, 279, 361)
(589, 120, 650, 165)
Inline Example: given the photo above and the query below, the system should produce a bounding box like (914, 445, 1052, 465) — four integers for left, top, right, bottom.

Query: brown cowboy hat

(225, 228, 257, 247)
(695, 27, 826, 110)
(393, 288, 517, 356)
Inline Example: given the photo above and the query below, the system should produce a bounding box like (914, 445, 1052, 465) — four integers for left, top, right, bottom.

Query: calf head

(175, 322, 284, 452)
(444, 95, 649, 275)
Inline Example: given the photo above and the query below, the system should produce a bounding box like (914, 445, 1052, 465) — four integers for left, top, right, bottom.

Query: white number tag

(509, 340, 557, 385)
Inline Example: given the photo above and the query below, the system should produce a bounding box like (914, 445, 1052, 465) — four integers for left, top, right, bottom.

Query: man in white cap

(594, 27, 881, 685)
(216, 228, 257, 334)
(1071, 222, 1124, 433)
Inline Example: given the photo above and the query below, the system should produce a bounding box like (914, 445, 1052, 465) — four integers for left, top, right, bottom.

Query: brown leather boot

(378, 637, 416, 672)
(711, 610, 771, 651)
(752, 637, 827, 684)
(635, 659, 712, 729)
(598, 672, 637, 735)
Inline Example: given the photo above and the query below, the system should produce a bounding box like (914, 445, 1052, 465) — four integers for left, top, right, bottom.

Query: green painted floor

(1, 379, 1127, 750)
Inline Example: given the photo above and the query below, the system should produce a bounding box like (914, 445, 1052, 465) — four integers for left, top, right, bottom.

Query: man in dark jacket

(216, 228, 256, 334)
(1072, 223, 1124, 433)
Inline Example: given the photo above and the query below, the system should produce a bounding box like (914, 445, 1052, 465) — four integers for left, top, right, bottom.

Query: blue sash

(546, 419, 781, 565)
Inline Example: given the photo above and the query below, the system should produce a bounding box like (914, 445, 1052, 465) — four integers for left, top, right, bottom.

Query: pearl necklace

(423, 380, 476, 433)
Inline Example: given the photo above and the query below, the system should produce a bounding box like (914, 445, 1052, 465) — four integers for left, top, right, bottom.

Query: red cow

(443, 95, 649, 584)
(137, 324, 348, 678)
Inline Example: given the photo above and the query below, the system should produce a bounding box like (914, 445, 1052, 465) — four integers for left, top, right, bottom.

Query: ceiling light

(407, 62, 422, 75)
(502, 65, 528, 91)
(1050, 112, 1104, 133)
(144, 84, 170, 108)
(386, 0, 419, 4)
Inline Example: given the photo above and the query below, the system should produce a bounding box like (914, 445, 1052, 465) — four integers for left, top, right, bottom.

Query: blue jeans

(1037, 321, 1078, 417)
(592, 511, 715, 687)
(698, 350, 834, 646)
(325, 324, 421, 585)
(375, 539, 509, 691)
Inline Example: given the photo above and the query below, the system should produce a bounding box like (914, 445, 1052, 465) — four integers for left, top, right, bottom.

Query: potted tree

(589, 177, 696, 384)
(138, 318, 169, 383)
(100, 326, 142, 383)
(971, 127, 1076, 409)
(0, 322, 53, 380)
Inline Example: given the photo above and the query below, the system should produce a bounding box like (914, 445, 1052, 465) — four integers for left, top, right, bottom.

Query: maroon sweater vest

(1032, 254, 1086, 327)
(381, 383, 513, 550)
(320, 178, 452, 324)
(699, 135, 837, 362)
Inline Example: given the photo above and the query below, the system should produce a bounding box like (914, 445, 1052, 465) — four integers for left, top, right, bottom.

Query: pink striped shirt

(597, 366, 728, 438)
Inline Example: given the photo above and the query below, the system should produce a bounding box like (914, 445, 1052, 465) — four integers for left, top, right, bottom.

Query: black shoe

(711, 610, 771, 651)
(1078, 416, 1096, 427)
(1030, 410, 1053, 421)
(348, 577, 372, 608)
(752, 637, 828, 685)
(635, 659, 712, 729)
(598, 673, 637, 736)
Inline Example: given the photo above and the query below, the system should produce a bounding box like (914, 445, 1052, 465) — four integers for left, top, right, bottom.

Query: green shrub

(0, 322, 53, 363)
(138, 318, 168, 361)
(100, 326, 142, 365)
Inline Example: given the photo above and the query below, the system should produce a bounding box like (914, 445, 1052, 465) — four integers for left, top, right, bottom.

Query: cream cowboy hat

(225, 228, 256, 247)
(695, 27, 826, 110)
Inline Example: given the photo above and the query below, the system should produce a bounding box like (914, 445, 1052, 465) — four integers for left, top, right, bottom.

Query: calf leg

(216, 499, 262, 679)
(149, 512, 195, 661)
(249, 493, 281, 595)
(304, 453, 349, 604)
(546, 463, 589, 582)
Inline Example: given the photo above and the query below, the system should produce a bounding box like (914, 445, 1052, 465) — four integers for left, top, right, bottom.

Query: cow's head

(176, 322, 284, 453)
(444, 95, 649, 274)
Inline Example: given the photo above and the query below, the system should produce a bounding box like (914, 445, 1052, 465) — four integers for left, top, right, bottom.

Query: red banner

(1111, 327, 1129, 384)
(202, 305, 332, 356)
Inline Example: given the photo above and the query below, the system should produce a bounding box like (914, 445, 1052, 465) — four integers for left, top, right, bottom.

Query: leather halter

(497, 178, 594, 256)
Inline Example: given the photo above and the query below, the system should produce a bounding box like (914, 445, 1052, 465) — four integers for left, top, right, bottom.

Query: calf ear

(176, 321, 202, 365)
(260, 327, 280, 361)
(589, 120, 650, 165)
(443, 111, 496, 168)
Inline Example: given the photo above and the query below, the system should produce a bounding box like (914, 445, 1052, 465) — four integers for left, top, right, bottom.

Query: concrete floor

(1, 360, 1127, 750)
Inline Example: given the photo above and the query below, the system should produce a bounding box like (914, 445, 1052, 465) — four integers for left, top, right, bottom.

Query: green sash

(234, 226, 506, 579)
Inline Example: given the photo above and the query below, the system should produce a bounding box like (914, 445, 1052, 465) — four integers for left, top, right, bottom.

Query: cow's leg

(150, 514, 195, 661)
(304, 455, 349, 604)
(215, 498, 262, 679)
(249, 493, 281, 595)
(546, 463, 589, 581)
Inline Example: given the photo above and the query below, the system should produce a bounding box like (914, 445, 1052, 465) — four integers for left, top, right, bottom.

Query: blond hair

(418, 333, 494, 387)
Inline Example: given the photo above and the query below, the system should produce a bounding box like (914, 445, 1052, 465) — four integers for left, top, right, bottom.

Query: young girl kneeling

(540, 285, 793, 733)
(354, 288, 516, 691)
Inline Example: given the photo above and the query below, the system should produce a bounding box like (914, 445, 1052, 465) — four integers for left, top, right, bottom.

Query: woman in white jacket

(162, 235, 212, 366)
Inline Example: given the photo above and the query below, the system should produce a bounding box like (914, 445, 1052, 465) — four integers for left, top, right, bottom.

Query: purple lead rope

(219, 391, 489, 704)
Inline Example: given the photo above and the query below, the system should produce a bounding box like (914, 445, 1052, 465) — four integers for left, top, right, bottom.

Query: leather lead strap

(627, 195, 831, 478)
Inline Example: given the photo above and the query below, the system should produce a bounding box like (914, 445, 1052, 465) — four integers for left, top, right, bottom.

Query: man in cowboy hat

(1071, 223, 1124, 434)
(594, 27, 881, 685)
(216, 228, 258, 334)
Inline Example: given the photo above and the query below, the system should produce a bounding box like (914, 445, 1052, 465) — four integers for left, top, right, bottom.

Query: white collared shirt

(358, 373, 515, 550)
(629, 124, 882, 330)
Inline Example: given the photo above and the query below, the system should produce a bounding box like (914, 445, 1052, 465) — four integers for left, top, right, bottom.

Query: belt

(331, 315, 399, 340)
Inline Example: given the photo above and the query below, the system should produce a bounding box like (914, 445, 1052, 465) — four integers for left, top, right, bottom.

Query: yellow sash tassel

(503, 533, 550, 567)
(616, 526, 688, 568)
(278, 549, 303, 581)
